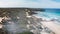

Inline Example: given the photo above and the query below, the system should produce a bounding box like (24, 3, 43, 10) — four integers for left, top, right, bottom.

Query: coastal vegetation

(16, 31, 33, 34)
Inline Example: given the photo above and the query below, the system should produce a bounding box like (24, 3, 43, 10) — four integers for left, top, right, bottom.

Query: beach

(33, 15, 60, 34)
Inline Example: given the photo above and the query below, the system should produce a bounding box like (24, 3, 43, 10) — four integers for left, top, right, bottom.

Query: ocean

(34, 9, 60, 24)
(35, 9, 60, 19)
(33, 9, 60, 34)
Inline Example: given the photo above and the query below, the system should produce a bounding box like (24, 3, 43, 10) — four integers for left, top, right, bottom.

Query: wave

(33, 11, 60, 25)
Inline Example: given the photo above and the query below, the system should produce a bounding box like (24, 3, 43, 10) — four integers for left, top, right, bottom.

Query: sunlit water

(34, 9, 60, 24)
(33, 9, 60, 34)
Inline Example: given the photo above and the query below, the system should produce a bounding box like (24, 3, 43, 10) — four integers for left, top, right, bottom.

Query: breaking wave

(34, 9, 60, 24)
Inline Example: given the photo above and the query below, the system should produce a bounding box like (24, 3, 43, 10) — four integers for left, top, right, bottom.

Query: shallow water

(34, 9, 60, 24)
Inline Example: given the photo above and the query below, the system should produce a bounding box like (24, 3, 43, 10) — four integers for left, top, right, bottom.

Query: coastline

(33, 15, 60, 34)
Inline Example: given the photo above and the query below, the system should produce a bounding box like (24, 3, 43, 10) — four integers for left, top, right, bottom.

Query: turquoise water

(35, 9, 60, 20)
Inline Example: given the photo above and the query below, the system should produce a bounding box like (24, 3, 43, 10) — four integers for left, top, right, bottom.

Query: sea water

(34, 9, 60, 24)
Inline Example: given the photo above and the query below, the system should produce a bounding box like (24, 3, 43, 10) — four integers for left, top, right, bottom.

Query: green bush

(17, 31, 34, 34)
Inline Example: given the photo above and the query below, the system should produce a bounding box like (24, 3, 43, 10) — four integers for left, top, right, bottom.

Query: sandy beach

(41, 21, 60, 34)
(33, 15, 60, 34)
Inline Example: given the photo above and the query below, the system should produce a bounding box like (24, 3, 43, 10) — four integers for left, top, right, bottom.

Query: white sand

(33, 15, 60, 34)
(41, 21, 60, 34)
(0, 24, 3, 28)
(0, 17, 3, 28)
(0, 17, 3, 22)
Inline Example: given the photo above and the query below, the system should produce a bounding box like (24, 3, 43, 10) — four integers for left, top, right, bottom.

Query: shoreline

(33, 15, 60, 34)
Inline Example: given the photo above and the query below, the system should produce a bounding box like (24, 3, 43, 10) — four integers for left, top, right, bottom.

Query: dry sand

(33, 15, 60, 34)
(41, 21, 60, 34)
